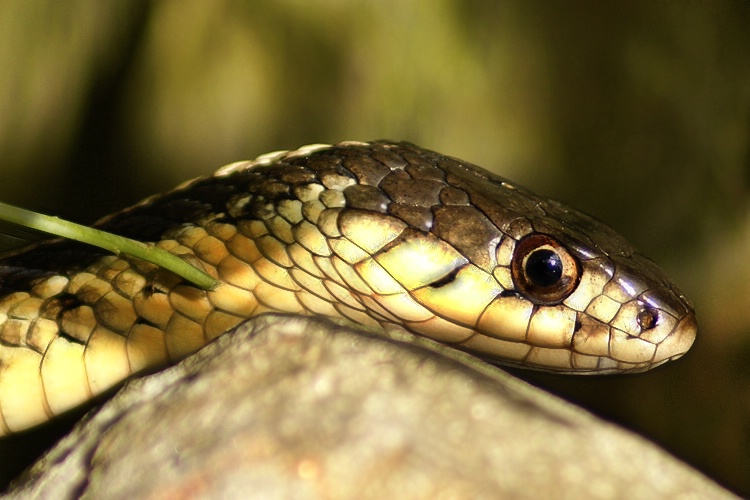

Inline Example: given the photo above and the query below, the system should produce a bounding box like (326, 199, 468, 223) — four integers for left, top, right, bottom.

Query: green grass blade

(0, 201, 219, 290)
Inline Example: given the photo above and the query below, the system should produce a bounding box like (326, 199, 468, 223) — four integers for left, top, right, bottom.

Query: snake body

(0, 141, 697, 436)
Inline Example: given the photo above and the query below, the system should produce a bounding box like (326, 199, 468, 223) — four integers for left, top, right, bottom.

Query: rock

(4, 315, 736, 499)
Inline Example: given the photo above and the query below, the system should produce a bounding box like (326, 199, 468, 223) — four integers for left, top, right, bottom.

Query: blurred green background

(0, 0, 749, 495)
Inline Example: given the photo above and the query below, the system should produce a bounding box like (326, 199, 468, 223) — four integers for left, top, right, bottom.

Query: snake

(0, 141, 697, 436)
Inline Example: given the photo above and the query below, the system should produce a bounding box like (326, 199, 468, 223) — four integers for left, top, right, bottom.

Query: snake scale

(0, 141, 697, 436)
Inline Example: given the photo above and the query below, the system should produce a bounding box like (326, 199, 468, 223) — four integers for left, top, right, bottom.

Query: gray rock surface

(4, 315, 736, 499)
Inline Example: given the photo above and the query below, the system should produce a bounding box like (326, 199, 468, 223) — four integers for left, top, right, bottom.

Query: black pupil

(525, 249, 563, 288)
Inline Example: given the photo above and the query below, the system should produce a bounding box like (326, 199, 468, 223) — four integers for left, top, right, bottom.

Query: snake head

(401, 151, 699, 374)
(312, 142, 698, 374)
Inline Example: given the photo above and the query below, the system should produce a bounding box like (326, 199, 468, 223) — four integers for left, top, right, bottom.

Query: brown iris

(510, 234, 581, 305)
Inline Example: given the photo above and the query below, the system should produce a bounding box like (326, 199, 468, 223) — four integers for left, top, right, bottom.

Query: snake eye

(510, 234, 581, 305)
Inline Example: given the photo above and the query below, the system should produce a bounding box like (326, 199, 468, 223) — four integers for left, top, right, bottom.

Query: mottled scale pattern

(0, 141, 697, 436)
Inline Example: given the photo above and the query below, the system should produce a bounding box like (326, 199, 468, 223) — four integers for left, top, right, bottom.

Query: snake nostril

(637, 307, 659, 330)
